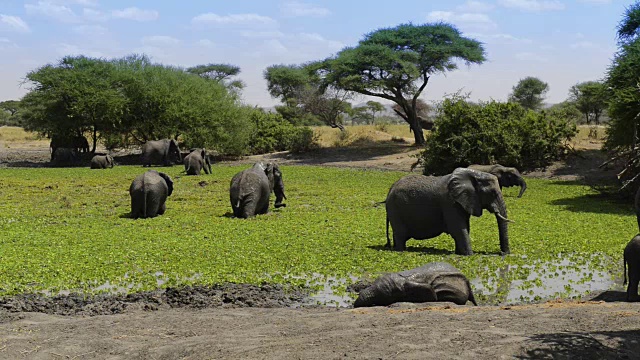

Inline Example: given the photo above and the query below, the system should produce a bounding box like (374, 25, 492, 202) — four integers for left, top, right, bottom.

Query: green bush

(248, 109, 317, 154)
(421, 97, 577, 175)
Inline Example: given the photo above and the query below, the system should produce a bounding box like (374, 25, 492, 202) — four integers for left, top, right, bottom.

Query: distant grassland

(0, 165, 633, 303)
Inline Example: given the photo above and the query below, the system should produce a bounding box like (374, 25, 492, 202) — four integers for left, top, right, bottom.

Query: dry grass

(313, 124, 414, 148)
(0, 126, 48, 149)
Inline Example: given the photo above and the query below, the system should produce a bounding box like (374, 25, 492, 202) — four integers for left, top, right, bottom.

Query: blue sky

(0, 0, 630, 107)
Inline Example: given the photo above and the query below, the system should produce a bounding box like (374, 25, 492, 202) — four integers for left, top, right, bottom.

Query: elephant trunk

(493, 194, 510, 255)
(517, 178, 527, 198)
(353, 287, 375, 308)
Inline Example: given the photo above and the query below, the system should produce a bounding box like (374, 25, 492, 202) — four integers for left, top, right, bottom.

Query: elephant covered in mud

(624, 234, 640, 301)
(468, 164, 527, 198)
(129, 170, 174, 219)
(90, 154, 114, 169)
(50, 135, 89, 160)
(385, 168, 510, 255)
(141, 139, 182, 167)
(183, 148, 212, 175)
(230, 162, 286, 218)
(354, 262, 477, 307)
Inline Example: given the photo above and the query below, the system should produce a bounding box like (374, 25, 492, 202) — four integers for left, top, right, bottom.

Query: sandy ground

(1, 138, 637, 360)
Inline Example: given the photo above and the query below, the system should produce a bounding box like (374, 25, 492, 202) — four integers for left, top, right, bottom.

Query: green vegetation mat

(0, 165, 634, 304)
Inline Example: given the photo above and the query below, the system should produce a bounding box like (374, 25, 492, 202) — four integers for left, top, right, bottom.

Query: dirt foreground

(1, 300, 639, 359)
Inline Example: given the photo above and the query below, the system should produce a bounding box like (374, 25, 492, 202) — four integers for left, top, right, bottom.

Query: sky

(0, 0, 631, 108)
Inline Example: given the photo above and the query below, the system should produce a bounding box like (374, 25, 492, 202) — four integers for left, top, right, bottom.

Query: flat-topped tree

(319, 22, 486, 145)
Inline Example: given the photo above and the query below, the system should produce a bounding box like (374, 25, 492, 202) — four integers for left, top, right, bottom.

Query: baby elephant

(129, 170, 174, 219)
(624, 234, 640, 301)
(354, 262, 477, 307)
(183, 148, 212, 175)
(90, 154, 114, 169)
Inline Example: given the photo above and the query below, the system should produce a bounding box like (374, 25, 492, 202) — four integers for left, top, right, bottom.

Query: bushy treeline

(18, 54, 314, 156)
(421, 97, 577, 175)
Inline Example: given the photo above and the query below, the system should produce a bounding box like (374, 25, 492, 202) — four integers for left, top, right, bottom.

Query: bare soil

(2, 139, 637, 360)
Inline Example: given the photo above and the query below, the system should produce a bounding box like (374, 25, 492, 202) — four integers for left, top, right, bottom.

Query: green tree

(317, 23, 485, 145)
(568, 81, 608, 125)
(509, 77, 549, 111)
(366, 101, 385, 123)
(0, 100, 22, 126)
(186, 63, 245, 95)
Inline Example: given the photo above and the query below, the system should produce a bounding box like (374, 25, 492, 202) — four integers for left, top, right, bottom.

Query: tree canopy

(509, 77, 549, 111)
(318, 23, 486, 145)
(20, 54, 253, 155)
(568, 81, 608, 125)
(186, 63, 245, 96)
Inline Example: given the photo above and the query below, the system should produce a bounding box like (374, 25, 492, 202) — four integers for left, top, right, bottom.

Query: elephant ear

(448, 168, 484, 217)
(200, 148, 206, 158)
(264, 163, 275, 191)
(158, 172, 174, 196)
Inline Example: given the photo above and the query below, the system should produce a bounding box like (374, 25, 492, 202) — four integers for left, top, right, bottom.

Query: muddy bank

(0, 284, 308, 316)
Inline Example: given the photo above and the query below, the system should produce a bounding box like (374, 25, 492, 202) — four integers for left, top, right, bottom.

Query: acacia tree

(0, 100, 22, 126)
(509, 77, 549, 111)
(392, 98, 433, 130)
(568, 81, 608, 125)
(264, 63, 353, 130)
(186, 63, 245, 96)
(366, 101, 385, 123)
(317, 23, 485, 145)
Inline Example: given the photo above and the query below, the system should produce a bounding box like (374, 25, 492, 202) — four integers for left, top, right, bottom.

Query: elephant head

(106, 155, 114, 168)
(263, 163, 287, 208)
(201, 148, 212, 174)
(167, 139, 182, 163)
(495, 166, 527, 198)
(158, 172, 174, 196)
(448, 168, 510, 254)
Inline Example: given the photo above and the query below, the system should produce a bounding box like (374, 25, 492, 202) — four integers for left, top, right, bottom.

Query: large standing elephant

(230, 162, 286, 218)
(50, 135, 89, 160)
(354, 262, 477, 307)
(141, 139, 182, 167)
(385, 168, 510, 255)
(129, 170, 174, 219)
(183, 148, 212, 175)
(624, 234, 640, 302)
(468, 164, 527, 198)
(90, 154, 114, 169)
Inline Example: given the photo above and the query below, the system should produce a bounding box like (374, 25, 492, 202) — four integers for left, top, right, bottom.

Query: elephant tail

(142, 175, 148, 219)
(467, 280, 478, 306)
(373, 200, 385, 207)
(624, 256, 628, 285)
(385, 215, 391, 248)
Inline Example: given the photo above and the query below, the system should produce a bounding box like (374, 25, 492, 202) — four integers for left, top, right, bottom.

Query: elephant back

(402, 262, 474, 306)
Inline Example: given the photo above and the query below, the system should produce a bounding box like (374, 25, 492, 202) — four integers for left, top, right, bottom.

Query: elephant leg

(392, 227, 408, 251)
(627, 260, 640, 301)
(157, 202, 166, 215)
(449, 227, 473, 256)
(241, 200, 257, 218)
(404, 281, 437, 303)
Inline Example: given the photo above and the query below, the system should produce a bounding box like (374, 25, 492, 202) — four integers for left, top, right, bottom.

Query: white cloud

(55, 42, 103, 57)
(467, 32, 532, 44)
(196, 39, 215, 48)
(427, 11, 497, 32)
(112, 7, 159, 22)
(498, 0, 565, 12)
(297, 32, 343, 50)
(570, 41, 597, 49)
(0, 14, 31, 33)
(514, 52, 549, 62)
(0, 37, 18, 50)
(457, 1, 495, 12)
(240, 30, 284, 38)
(191, 13, 277, 27)
(83, 8, 108, 22)
(280, 1, 330, 17)
(72, 24, 107, 35)
(141, 35, 180, 46)
(25, 1, 78, 22)
(49, 0, 99, 6)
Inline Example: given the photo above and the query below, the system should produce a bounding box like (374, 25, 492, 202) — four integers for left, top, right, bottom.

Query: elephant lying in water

(354, 262, 477, 307)
(230, 162, 286, 218)
(385, 168, 511, 255)
(90, 154, 114, 169)
(468, 164, 527, 198)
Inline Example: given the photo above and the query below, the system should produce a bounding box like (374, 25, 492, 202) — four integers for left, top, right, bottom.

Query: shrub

(421, 96, 577, 175)
(248, 109, 317, 154)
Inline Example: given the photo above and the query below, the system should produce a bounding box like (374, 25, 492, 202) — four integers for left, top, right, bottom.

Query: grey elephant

(385, 168, 510, 255)
(90, 154, 114, 169)
(141, 139, 182, 167)
(129, 170, 174, 219)
(624, 234, 640, 301)
(354, 262, 477, 307)
(468, 164, 527, 198)
(50, 135, 89, 160)
(230, 162, 286, 218)
(51, 148, 78, 166)
(183, 148, 212, 175)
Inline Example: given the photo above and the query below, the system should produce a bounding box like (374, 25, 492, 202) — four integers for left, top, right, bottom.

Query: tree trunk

(408, 114, 425, 145)
(91, 126, 97, 153)
(330, 122, 345, 131)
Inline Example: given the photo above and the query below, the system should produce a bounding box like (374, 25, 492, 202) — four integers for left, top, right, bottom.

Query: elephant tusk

(496, 213, 515, 223)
